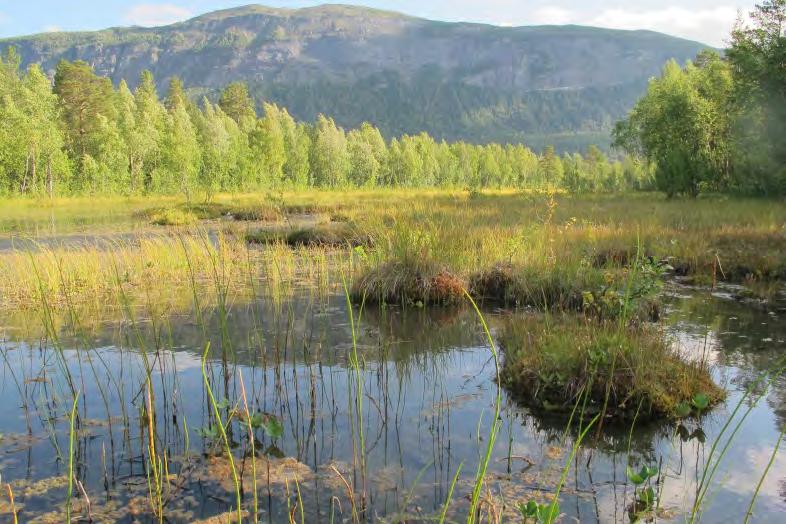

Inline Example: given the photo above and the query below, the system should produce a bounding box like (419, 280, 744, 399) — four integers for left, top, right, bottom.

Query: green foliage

(218, 81, 256, 131)
(0, 56, 650, 197)
(617, 1, 786, 196)
(248, 412, 284, 438)
(499, 318, 725, 420)
(518, 500, 561, 523)
(614, 53, 733, 197)
(1, 5, 710, 152)
(727, 0, 786, 194)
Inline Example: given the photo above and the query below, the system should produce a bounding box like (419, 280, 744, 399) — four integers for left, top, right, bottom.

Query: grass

(0, 232, 344, 319)
(147, 208, 199, 226)
(351, 259, 465, 305)
(3, 190, 784, 285)
(498, 317, 725, 420)
(246, 224, 373, 248)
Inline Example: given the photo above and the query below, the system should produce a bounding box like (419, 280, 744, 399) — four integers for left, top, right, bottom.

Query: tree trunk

(30, 147, 37, 193)
(46, 157, 53, 197)
(21, 152, 30, 194)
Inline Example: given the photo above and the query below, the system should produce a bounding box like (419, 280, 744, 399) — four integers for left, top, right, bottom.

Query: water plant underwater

(0, 190, 784, 522)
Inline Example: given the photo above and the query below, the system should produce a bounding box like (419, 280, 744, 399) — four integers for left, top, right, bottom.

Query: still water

(0, 281, 784, 522)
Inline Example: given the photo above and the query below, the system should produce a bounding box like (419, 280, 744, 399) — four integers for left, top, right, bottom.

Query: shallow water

(0, 213, 326, 252)
(0, 282, 785, 522)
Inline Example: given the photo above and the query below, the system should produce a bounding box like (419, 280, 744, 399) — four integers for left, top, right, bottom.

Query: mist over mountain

(0, 4, 711, 151)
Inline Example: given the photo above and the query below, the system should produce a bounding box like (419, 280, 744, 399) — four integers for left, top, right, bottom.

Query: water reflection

(0, 282, 784, 522)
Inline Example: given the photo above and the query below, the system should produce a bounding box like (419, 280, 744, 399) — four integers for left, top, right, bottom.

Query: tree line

(0, 49, 651, 198)
(615, 0, 786, 197)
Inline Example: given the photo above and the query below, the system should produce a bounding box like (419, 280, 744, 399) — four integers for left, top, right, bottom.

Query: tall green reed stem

(201, 342, 243, 522)
(464, 290, 501, 524)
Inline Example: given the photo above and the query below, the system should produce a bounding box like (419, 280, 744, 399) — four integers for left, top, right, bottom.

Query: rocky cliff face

(0, 4, 710, 150)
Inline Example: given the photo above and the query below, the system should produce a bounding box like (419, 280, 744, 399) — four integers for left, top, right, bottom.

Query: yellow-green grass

(0, 232, 342, 319)
(498, 316, 725, 420)
(0, 190, 783, 314)
(147, 207, 199, 226)
(246, 223, 374, 248)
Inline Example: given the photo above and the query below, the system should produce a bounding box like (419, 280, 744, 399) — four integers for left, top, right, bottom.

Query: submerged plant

(627, 464, 659, 519)
(518, 500, 561, 524)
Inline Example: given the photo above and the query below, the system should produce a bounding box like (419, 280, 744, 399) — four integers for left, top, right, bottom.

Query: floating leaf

(248, 412, 283, 438)
(518, 500, 539, 517)
(692, 393, 710, 411)
(538, 501, 560, 523)
(195, 425, 220, 440)
(674, 401, 692, 418)
(627, 466, 646, 485)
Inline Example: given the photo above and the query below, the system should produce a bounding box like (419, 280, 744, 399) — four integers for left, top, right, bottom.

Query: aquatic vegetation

(147, 207, 199, 226)
(352, 258, 466, 306)
(246, 224, 373, 248)
(0, 190, 784, 522)
(499, 317, 725, 420)
(627, 464, 659, 520)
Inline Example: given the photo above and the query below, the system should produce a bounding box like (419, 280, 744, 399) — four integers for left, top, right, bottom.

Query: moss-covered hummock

(469, 262, 661, 320)
(499, 317, 724, 420)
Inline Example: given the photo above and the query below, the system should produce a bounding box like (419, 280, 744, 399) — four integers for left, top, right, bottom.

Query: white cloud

(125, 3, 193, 27)
(530, 7, 576, 26)
(588, 6, 741, 46)
(411, 1, 744, 46)
(42, 25, 61, 33)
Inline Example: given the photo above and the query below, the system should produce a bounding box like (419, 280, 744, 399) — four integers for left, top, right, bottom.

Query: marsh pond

(0, 194, 785, 523)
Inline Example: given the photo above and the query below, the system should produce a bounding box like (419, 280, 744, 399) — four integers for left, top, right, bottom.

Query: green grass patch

(147, 208, 199, 226)
(499, 317, 725, 420)
(469, 260, 662, 320)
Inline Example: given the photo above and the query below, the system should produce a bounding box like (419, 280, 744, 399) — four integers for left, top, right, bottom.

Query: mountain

(0, 4, 711, 151)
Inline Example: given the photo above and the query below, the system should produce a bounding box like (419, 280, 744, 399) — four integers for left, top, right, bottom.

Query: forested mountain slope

(0, 4, 710, 150)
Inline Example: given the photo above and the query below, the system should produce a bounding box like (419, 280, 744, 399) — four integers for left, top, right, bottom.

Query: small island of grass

(499, 317, 724, 421)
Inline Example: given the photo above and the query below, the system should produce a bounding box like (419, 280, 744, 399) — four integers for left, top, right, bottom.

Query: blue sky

(0, 1, 756, 46)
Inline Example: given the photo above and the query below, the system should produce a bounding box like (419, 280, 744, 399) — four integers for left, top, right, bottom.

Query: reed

(66, 393, 79, 524)
(201, 342, 243, 522)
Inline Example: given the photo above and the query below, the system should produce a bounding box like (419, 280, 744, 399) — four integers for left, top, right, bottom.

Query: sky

(0, 1, 757, 46)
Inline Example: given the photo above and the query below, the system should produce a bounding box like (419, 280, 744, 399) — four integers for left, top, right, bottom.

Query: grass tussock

(469, 262, 662, 320)
(139, 201, 285, 225)
(147, 208, 199, 226)
(246, 224, 373, 248)
(351, 258, 466, 305)
(226, 204, 284, 222)
(499, 317, 724, 420)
